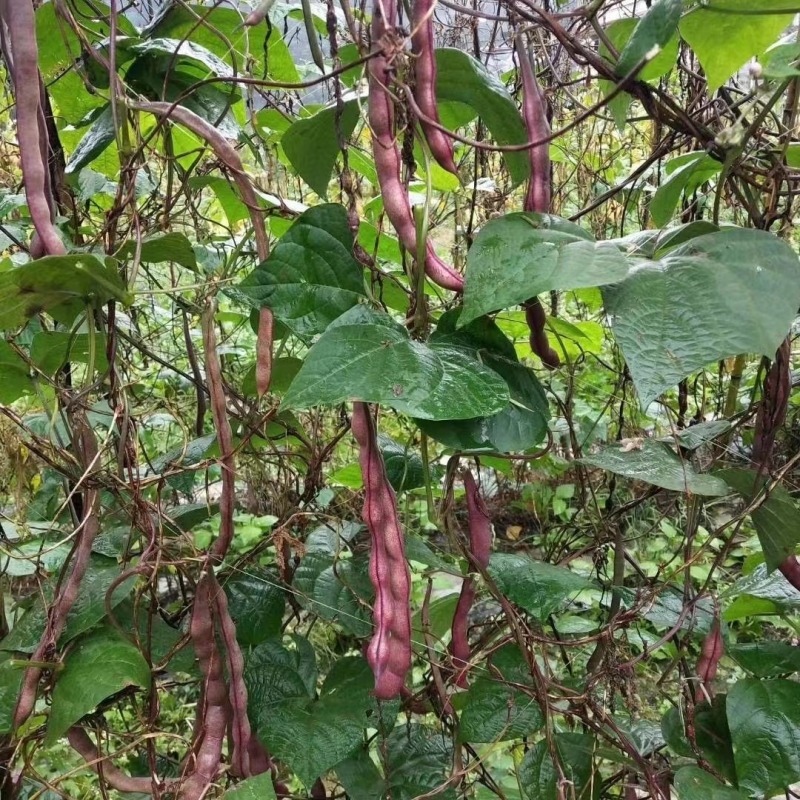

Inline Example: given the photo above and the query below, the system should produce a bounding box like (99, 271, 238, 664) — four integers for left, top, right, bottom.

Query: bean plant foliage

(2, 0, 800, 798)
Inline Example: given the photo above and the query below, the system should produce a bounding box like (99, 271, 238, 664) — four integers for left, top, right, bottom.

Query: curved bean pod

(411, 0, 458, 176)
(524, 297, 560, 369)
(450, 470, 492, 687)
(368, 0, 463, 292)
(695, 617, 723, 696)
(133, 101, 274, 395)
(2, 0, 65, 256)
(352, 402, 411, 699)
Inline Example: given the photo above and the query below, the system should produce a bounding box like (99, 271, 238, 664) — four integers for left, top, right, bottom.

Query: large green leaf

(724, 563, 800, 612)
(30, 332, 109, 377)
(729, 642, 800, 678)
(46, 627, 150, 744)
(378, 434, 426, 492)
(435, 49, 529, 187)
(221, 568, 286, 646)
(581, 440, 729, 496)
(680, 1, 796, 92)
(236, 204, 365, 337)
(458, 677, 543, 743)
(383, 725, 455, 800)
(727, 679, 800, 797)
(517, 733, 596, 800)
(487, 554, 592, 621)
(673, 767, 746, 800)
(616, 0, 683, 76)
(0, 255, 131, 331)
(460, 213, 629, 325)
(129, 38, 234, 78)
(0, 558, 137, 653)
(248, 649, 375, 787)
(0, 340, 34, 404)
(282, 101, 360, 198)
(224, 774, 278, 800)
(650, 152, 722, 228)
(604, 228, 800, 406)
(335, 747, 386, 800)
(118, 232, 198, 270)
(420, 310, 550, 452)
(283, 308, 510, 420)
(718, 469, 800, 570)
(65, 106, 116, 174)
(0, 658, 23, 735)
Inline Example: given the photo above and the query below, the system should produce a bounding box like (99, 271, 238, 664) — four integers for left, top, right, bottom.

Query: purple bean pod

(352, 401, 412, 699)
(450, 470, 492, 687)
(696, 616, 723, 697)
(368, 0, 463, 292)
(410, 0, 458, 176)
(517, 34, 559, 368)
(2, 0, 65, 257)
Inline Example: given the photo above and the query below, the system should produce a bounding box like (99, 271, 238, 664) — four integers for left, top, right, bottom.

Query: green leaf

(65, 106, 116, 174)
(724, 563, 800, 611)
(0, 658, 23, 735)
(129, 38, 233, 78)
(729, 642, 800, 678)
(46, 627, 150, 744)
(0, 340, 34, 404)
(461, 213, 629, 325)
(727, 678, 800, 797)
(420, 311, 550, 452)
(0, 558, 137, 653)
(435, 49, 529, 187)
(384, 725, 455, 800)
(335, 747, 386, 800)
(245, 639, 316, 713)
(221, 569, 286, 646)
(282, 101, 360, 198)
(283, 308, 510, 421)
(118, 232, 198, 270)
(0, 255, 131, 331)
(604, 16, 680, 83)
(293, 552, 373, 637)
(616, 0, 683, 76)
(763, 43, 800, 79)
(236, 204, 365, 337)
(517, 733, 595, 800)
(673, 766, 746, 800)
(718, 469, 800, 570)
(650, 153, 722, 227)
(680, 1, 795, 92)
(224, 773, 278, 800)
(581, 440, 729, 496)
(487, 553, 592, 621)
(657, 419, 731, 450)
(378, 434, 426, 492)
(30, 332, 109, 377)
(458, 677, 543, 743)
(250, 652, 375, 787)
(604, 228, 800, 406)
(653, 221, 721, 256)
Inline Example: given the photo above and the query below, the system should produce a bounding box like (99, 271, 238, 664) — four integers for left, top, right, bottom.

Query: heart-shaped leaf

(604, 228, 800, 405)
(236, 204, 365, 337)
(283, 308, 509, 420)
(460, 213, 629, 325)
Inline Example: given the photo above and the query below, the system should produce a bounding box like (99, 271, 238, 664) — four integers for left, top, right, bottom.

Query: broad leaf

(718, 469, 800, 570)
(517, 733, 595, 800)
(236, 204, 365, 337)
(0, 255, 131, 331)
(727, 679, 800, 797)
(118, 232, 198, 269)
(221, 569, 286, 646)
(129, 38, 234, 77)
(378, 434, 426, 492)
(65, 106, 116, 174)
(604, 228, 800, 406)
(680, 1, 796, 91)
(436, 49, 529, 187)
(0, 658, 23, 735)
(673, 766, 746, 800)
(458, 677, 543, 743)
(282, 101, 360, 198)
(461, 213, 629, 325)
(650, 153, 722, 228)
(384, 725, 455, 800)
(616, 0, 683, 77)
(0, 340, 34, 404)
(729, 642, 800, 678)
(724, 563, 800, 611)
(487, 553, 592, 621)
(224, 774, 278, 800)
(283, 308, 510, 420)
(581, 440, 729, 496)
(46, 627, 150, 744)
(335, 747, 386, 800)
(30, 332, 109, 377)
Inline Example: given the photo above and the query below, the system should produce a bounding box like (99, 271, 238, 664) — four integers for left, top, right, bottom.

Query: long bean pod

(368, 0, 463, 292)
(450, 469, 492, 686)
(352, 402, 411, 699)
(411, 0, 457, 176)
